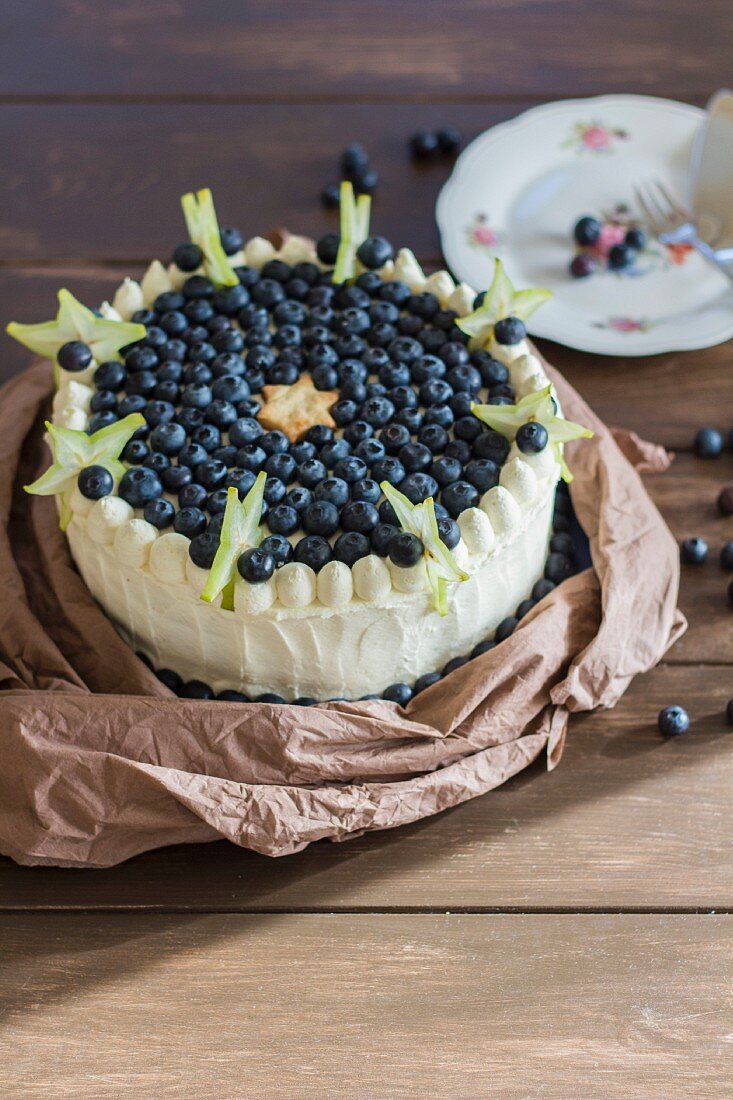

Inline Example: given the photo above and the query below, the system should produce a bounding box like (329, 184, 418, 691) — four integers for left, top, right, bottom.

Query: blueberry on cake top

(9, 185, 593, 702)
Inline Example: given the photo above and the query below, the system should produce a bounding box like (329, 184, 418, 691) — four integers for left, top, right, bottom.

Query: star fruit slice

(333, 181, 372, 284)
(24, 412, 146, 529)
(472, 385, 594, 482)
(200, 473, 267, 610)
(180, 188, 239, 288)
(381, 482, 469, 616)
(6, 289, 147, 368)
(456, 258, 552, 350)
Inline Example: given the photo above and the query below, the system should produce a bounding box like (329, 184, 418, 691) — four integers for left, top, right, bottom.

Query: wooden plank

(1, 913, 730, 1097)
(642, 454, 733, 663)
(0, 1, 729, 101)
(0, 102, 525, 262)
(1, 665, 731, 911)
(3, 270, 733, 456)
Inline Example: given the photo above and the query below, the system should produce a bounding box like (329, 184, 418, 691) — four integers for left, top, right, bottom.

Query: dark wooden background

(1, 3, 732, 1096)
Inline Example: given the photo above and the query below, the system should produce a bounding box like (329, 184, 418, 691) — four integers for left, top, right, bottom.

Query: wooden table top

(1, 4, 732, 1096)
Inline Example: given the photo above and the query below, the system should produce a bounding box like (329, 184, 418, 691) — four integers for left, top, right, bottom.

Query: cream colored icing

(66, 482, 553, 699)
(113, 278, 145, 319)
(140, 260, 173, 305)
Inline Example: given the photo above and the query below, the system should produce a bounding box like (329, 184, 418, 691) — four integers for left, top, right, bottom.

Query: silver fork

(634, 180, 733, 285)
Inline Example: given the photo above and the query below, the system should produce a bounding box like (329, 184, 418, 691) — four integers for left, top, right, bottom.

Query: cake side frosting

(66, 482, 553, 699)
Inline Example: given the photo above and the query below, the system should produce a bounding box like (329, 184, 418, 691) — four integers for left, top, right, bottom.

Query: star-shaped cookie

(258, 374, 339, 443)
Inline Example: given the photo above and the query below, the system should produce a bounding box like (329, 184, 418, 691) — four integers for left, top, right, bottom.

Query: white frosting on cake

(149, 532, 190, 584)
(352, 554, 392, 601)
(99, 301, 123, 322)
(141, 260, 173, 304)
(113, 278, 145, 319)
(66, 482, 553, 699)
(457, 507, 494, 557)
(53, 244, 562, 698)
(393, 248, 426, 291)
(316, 560, 353, 608)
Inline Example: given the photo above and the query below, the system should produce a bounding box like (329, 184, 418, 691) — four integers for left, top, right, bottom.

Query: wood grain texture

(2, 665, 731, 911)
(1, 0, 730, 101)
(1, 913, 731, 1098)
(0, 102, 522, 262)
(642, 454, 733, 663)
(1, 3, 731, 1087)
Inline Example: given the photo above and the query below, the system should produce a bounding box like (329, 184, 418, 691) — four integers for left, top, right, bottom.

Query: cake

(9, 185, 593, 703)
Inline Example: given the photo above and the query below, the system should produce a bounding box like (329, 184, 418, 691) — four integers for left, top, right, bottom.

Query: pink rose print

(582, 126, 611, 151)
(474, 224, 498, 247)
(465, 213, 502, 253)
(593, 316, 657, 334)
(563, 120, 629, 155)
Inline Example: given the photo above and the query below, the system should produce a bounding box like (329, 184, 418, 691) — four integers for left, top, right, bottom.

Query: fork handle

(692, 237, 733, 286)
(662, 223, 733, 286)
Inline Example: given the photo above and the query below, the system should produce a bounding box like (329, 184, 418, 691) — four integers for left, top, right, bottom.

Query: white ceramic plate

(437, 95, 733, 355)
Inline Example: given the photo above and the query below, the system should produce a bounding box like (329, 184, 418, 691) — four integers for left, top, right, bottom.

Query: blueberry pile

(74, 229, 534, 582)
(321, 145, 378, 209)
(569, 214, 648, 279)
(147, 484, 578, 704)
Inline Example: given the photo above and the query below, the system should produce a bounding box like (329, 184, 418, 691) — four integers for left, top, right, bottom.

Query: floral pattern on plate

(592, 316, 658, 333)
(562, 120, 630, 155)
(465, 213, 503, 253)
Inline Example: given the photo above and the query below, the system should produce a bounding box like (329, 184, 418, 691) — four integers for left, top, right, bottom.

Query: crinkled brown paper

(0, 353, 685, 867)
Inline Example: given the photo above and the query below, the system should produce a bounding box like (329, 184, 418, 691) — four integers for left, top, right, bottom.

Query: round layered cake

(12, 187, 592, 703)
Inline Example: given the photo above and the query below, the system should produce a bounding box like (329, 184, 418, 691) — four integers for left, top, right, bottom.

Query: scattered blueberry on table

(680, 536, 708, 565)
(409, 127, 462, 160)
(657, 705, 690, 737)
(320, 183, 341, 210)
(436, 127, 462, 155)
(340, 143, 369, 177)
(717, 487, 733, 517)
(321, 144, 378, 207)
(694, 427, 724, 458)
